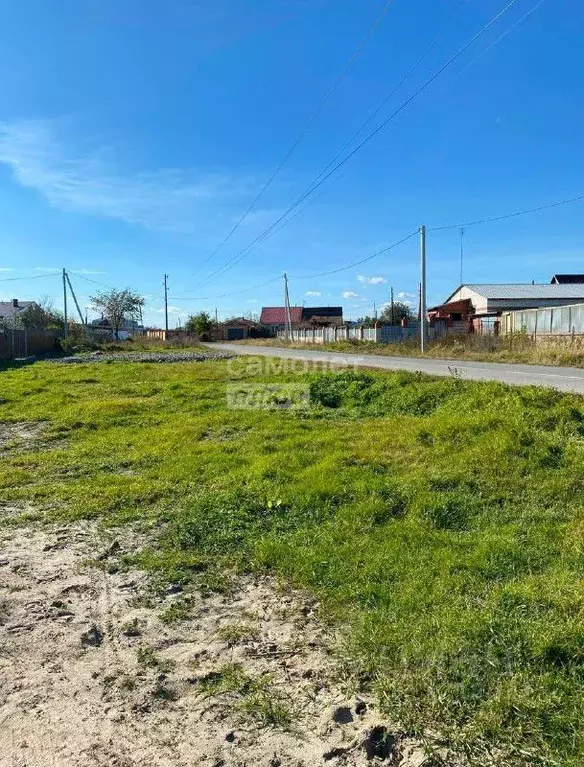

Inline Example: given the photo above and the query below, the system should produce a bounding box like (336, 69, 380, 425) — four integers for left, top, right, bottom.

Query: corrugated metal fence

(502, 303, 584, 337)
(0, 329, 60, 360)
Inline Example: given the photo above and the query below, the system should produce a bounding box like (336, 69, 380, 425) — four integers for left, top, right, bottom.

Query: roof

(302, 306, 343, 319)
(551, 274, 584, 284)
(0, 300, 35, 319)
(446, 284, 584, 302)
(260, 306, 303, 324)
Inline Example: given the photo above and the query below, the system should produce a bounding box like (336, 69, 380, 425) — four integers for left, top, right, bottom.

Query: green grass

(2, 358, 584, 763)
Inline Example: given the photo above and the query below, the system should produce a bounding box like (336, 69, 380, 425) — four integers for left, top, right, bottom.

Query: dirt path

(0, 523, 437, 767)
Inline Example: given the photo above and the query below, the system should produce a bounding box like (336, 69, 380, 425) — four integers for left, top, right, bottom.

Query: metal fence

(502, 303, 584, 337)
(0, 329, 60, 360)
(277, 322, 464, 345)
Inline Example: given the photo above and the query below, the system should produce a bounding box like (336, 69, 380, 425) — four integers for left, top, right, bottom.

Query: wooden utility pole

(390, 286, 394, 325)
(163, 274, 169, 336)
(420, 225, 427, 353)
(62, 268, 68, 338)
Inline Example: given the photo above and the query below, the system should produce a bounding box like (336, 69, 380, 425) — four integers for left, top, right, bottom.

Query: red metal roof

(260, 306, 303, 324)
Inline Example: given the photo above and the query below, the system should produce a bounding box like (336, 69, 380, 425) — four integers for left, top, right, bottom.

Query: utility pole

(163, 274, 169, 336)
(390, 286, 395, 325)
(373, 300, 377, 320)
(62, 268, 68, 339)
(420, 225, 427, 353)
(459, 227, 465, 285)
(283, 273, 293, 341)
(65, 272, 86, 326)
(215, 307, 218, 326)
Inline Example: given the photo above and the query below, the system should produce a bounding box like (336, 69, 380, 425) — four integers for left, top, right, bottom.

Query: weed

(136, 647, 175, 674)
(238, 690, 293, 729)
(159, 597, 193, 624)
(216, 622, 259, 645)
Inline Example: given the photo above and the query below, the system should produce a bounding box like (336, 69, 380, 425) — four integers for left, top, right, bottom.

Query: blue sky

(0, 0, 582, 325)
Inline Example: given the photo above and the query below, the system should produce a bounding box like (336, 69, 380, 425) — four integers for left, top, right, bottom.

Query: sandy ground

(0, 521, 445, 767)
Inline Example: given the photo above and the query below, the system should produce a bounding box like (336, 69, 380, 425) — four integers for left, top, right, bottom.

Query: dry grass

(234, 334, 584, 367)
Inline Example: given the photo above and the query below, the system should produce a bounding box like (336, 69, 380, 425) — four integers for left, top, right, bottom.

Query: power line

(169, 276, 282, 302)
(429, 192, 584, 231)
(0, 272, 58, 283)
(67, 270, 116, 289)
(189, 0, 396, 279)
(453, 0, 547, 81)
(169, 231, 417, 302)
(265, 0, 470, 239)
(294, 230, 418, 280)
(190, 0, 521, 290)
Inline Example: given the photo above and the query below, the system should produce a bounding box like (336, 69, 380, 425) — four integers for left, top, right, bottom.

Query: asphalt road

(211, 343, 584, 394)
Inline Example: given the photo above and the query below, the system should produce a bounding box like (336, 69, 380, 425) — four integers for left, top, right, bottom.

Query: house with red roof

(260, 306, 343, 335)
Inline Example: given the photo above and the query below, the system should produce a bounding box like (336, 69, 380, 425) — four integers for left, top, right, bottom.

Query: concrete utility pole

(459, 227, 465, 285)
(62, 268, 68, 339)
(65, 272, 86, 326)
(283, 273, 293, 341)
(163, 274, 169, 336)
(420, 225, 427, 353)
(390, 286, 394, 325)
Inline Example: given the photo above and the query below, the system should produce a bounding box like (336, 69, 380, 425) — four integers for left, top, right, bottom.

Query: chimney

(12, 298, 18, 308)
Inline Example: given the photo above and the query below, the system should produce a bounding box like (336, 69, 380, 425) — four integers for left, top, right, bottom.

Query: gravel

(51, 351, 234, 364)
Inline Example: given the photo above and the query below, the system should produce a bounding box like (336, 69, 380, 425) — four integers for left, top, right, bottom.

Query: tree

(19, 298, 64, 330)
(90, 289, 145, 339)
(380, 301, 414, 326)
(185, 311, 213, 339)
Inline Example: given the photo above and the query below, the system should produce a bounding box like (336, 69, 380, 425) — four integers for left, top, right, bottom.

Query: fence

(0, 329, 60, 360)
(502, 302, 584, 338)
(277, 322, 463, 345)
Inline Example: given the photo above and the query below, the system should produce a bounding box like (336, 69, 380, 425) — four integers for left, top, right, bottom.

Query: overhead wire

(169, 275, 282, 301)
(188, 0, 397, 279)
(188, 0, 521, 290)
(293, 230, 419, 279)
(452, 0, 547, 81)
(0, 272, 59, 283)
(429, 192, 584, 231)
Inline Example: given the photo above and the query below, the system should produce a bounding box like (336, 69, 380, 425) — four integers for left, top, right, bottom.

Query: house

(429, 281, 584, 333)
(551, 274, 584, 284)
(260, 307, 303, 335)
(0, 299, 37, 323)
(301, 306, 343, 326)
(260, 306, 343, 335)
(215, 317, 266, 341)
(90, 316, 143, 340)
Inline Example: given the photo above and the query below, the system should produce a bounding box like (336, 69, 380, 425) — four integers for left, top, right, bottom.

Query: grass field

(237, 335, 584, 367)
(2, 354, 584, 765)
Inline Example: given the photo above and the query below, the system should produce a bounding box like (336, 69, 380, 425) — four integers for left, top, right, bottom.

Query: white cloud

(0, 267, 14, 272)
(156, 305, 184, 315)
(357, 275, 386, 285)
(305, 290, 322, 297)
(342, 290, 359, 298)
(0, 119, 269, 237)
(245, 298, 259, 304)
(397, 291, 415, 299)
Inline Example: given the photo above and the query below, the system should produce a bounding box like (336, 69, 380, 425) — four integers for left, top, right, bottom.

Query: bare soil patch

(0, 524, 438, 767)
